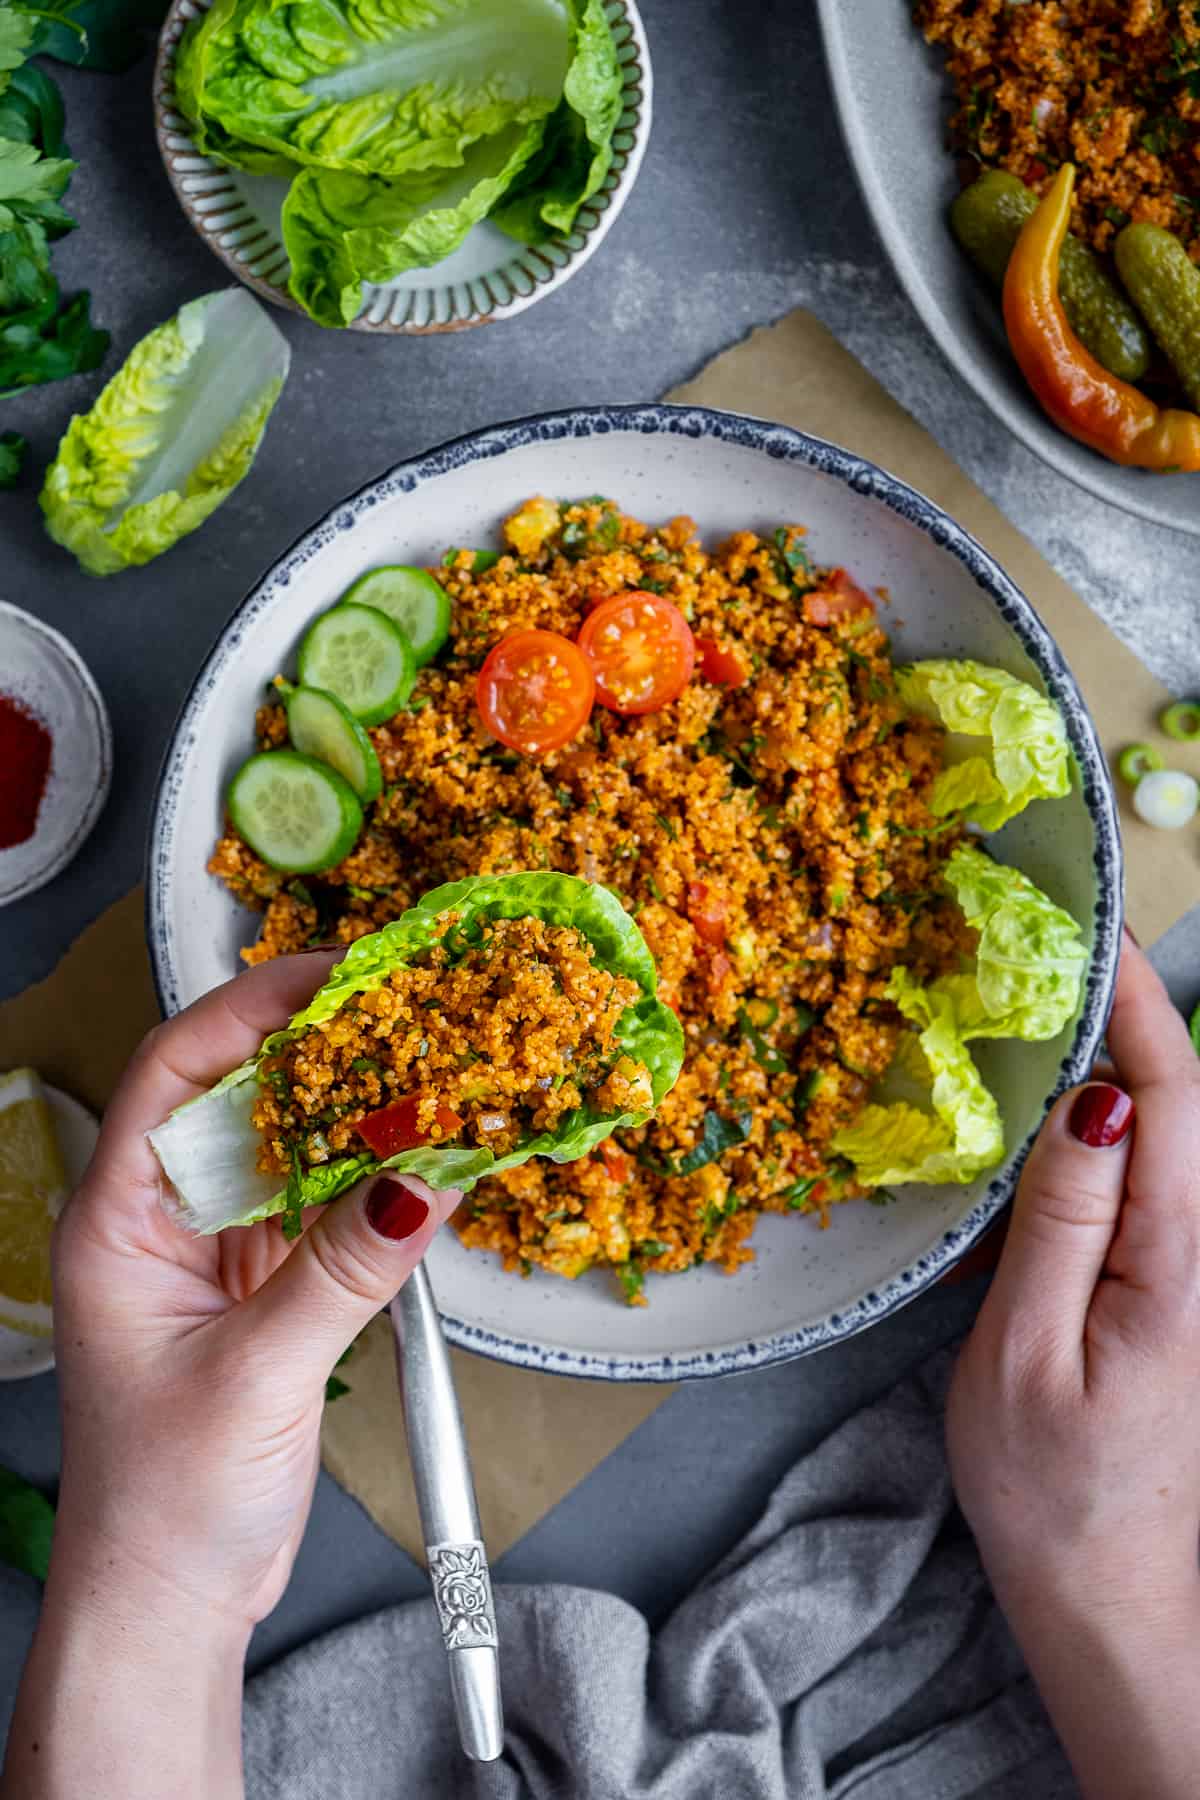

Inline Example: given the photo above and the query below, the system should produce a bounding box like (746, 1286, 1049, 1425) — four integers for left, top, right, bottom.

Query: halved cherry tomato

(686, 880, 728, 948)
(695, 636, 750, 687)
(803, 567, 875, 627)
(598, 1139, 633, 1185)
(576, 591, 696, 715)
(476, 629, 595, 758)
(357, 1094, 464, 1159)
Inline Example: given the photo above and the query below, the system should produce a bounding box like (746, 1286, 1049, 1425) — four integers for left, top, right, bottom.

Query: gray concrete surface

(0, 0, 1198, 1730)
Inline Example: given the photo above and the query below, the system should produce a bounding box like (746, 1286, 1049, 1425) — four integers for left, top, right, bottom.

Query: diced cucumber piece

(341, 566, 451, 668)
(284, 684, 382, 803)
(228, 750, 363, 873)
(298, 602, 415, 726)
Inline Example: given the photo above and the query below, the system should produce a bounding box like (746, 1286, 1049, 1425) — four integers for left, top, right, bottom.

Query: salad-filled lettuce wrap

(149, 872, 684, 1236)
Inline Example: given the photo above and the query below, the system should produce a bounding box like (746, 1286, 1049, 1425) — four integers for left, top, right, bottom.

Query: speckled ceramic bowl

(148, 405, 1122, 1380)
(817, 0, 1200, 536)
(153, 0, 651, 335)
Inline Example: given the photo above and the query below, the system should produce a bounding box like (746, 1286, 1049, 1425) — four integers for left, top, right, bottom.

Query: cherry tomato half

(357, 1095, 464, 1159)
(695, 636, 750, 688)
(598, 1139, 634, 1186)
(476, 628, 595, 758)
(686, 880, 728, 948)
(576, 591, 696, 715)
(803, 568, 875, 627)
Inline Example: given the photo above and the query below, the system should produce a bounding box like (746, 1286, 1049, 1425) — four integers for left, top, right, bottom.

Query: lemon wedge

(0, 1069, 68, 1338)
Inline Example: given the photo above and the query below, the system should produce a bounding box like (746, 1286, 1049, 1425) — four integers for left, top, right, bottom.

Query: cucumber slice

(284, 684, 382, 804)
(228, 750, 362, 873)
(298, 602, 415, 726)
(341, 567, 451, 668)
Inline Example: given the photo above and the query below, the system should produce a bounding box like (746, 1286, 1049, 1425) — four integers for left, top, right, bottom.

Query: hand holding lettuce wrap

(149, 872, 684, 1236)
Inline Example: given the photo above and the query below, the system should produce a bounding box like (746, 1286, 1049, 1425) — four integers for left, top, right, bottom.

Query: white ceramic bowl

(0, 603, 112, 909)
(154, 0, 652, 335)
(148, 405, 1122, 1380)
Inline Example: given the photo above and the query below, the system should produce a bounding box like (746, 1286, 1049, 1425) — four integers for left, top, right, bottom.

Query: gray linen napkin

(244, 1347, 1079, 1799)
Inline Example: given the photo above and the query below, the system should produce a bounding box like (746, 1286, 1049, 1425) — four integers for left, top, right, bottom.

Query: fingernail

(366, 1176, 430, 1241)
(1068, 1083, 1135, 1149)
(1123, 922, 1141, 948)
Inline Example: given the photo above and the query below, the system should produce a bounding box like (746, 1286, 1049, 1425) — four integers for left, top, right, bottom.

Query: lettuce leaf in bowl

(896, 658, 1071, 831)
(180, 0, 571, 179)
(283, 119, 547, 327)
(935, 845, 1088, 1041)
(830, 978, 1004, 1188)
(491, 0, 623, 241)
(149, 872, 684, 1235)
(39, 287, 289, 576)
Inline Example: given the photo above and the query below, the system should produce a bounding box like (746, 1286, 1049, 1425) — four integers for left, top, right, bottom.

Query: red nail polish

(365, 1177, 430, 1241)
(1068, 1084, 1134, 1148)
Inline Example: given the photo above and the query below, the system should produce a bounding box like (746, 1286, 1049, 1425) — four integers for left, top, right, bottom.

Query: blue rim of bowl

(814, 0, 1199, 538)
(147, 402, 1124, 1381)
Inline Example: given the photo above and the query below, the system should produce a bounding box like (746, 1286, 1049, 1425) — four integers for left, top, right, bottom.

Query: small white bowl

(0, 603, 112, 909)
(0, 1083, 100, 1382)
(153, 0, 652, 335)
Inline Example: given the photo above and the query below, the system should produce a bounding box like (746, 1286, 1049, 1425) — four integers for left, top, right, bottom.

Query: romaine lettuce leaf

(491, 0, 622, 241)
(39, 287, 289, 576)
(831, 977, 1004, 1188)
(896, 658, 1071, 831)
(149, 872, 684, 1234)
(935, 844, 1087, 1040)
(181, 0, 569, 179)
(283, 118, 545, 326)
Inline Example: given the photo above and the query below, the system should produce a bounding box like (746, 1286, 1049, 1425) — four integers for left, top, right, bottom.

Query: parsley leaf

(282, 1145, 305, 1241)
(0, 1463, 54, 1582)
(639, 1109, 753, 1177)
(0, 429, 26, 487)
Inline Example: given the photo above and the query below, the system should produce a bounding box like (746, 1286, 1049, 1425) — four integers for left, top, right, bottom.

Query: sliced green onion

(1117, 742, 1164, 784)
(1160, 700, 1200, 742)
(1132, 768, 1199, 830)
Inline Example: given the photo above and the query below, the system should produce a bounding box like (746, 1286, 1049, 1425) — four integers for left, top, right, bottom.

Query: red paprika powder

(0, 692, 53, 850)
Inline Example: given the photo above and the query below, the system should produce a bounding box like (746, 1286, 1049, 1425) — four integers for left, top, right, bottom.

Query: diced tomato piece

(576, 591, 696, 714)
(357, 1095, 463, 1159)
(695, 636, 750, 687)
(686, 880, 728, 947)
(598, 1139, 633, 1185)
(706, 949, 733, 991)
(803, 567, 876, 627)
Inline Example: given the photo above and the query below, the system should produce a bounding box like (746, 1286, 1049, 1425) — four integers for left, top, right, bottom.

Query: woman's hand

(2, 954, 461, 1800)
(948, 932, 1200, 1800)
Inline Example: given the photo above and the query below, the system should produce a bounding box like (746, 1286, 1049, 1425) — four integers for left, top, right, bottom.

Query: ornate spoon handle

(390, 1265, 504, 1762)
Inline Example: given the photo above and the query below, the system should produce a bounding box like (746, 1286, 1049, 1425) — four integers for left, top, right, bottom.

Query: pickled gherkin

(951, 172, 1150, 381)
(1115, 222, 1200, 413)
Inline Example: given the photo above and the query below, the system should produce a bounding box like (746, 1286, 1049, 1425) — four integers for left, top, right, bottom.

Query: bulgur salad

(154, 498, 1087, 1305)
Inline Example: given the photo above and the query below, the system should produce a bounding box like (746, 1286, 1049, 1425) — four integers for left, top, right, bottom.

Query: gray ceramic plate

(147, 405, 1122, 1381)
(816, 0, 1200, 537)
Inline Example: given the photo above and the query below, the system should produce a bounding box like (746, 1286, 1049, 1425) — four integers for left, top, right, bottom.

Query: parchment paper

(1, 308, 1191, 1564)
